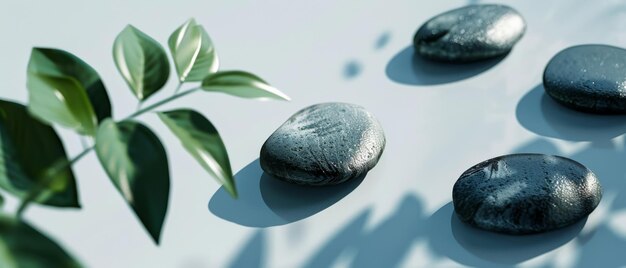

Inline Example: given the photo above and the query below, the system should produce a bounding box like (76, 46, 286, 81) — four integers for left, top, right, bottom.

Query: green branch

(16, 147, 93, 218)
(174, 82, 183, 94)
(125, 87, 199, 120)
(15, 86, 201, 217)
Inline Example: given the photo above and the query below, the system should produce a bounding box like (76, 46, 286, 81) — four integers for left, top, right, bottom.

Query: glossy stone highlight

(453, 154, 602, 235)
(260, 103, 385, 186)
(544, 44, 626, 113)
(413, 4, 525, 62)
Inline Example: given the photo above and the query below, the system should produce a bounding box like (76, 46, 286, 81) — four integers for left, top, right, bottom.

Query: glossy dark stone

(413, 4, 526, 62)
(544, 45, 626, 113)
(260, 103, 385, 186)
(453, 154, 602, 235)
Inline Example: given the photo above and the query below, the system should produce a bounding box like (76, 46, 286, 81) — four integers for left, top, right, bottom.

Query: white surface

(2, 0, 626, 267)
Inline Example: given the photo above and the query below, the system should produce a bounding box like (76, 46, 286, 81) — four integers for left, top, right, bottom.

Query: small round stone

(413, 4, 526, 62)
(453, 154, 602, 235)
(544, 44, 626, 114)
(260, 103, 385, 186)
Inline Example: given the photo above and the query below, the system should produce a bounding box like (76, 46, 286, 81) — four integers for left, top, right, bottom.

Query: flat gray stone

(544, 44, 626, 113)
(260, 103, 385, 186)
(413, 4, 526, 62)
(453, 154, 602, 235)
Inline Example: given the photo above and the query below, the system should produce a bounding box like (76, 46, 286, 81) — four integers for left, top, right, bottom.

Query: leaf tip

(31, 46, 45, 53)
(149, 232, 162, 245)
(70, 200, 82, 209)
(225, 184, 238, 199)
(29, 47, 47, 61)
(267, 85, 291, 101)
(123, 24, 138, 33)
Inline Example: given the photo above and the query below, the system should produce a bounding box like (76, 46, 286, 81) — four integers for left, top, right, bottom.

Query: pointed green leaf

(113, 25, 170, 101)
(95, 119, 169, 243)
(201, 71, 291, 101)
(0, 215, 82, 268)
(158, 109, 237, 198)
(27, 48, 112, 136)
(168, 18, 219, 82)
(0, 100, 79, 208)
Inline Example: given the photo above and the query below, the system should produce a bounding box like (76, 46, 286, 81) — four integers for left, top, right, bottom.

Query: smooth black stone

(544, 44, 626, 114)
(453, 154, 602, 235)
(413, 4, 526, 62)
(260, 103, 385, 186)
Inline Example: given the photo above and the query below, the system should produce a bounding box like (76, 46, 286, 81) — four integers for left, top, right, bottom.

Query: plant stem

(136, 101, 143, 112)
(125, 87, 200, 120)
(80, 136, 89, 150)
(174, 82, 183, 94)
(16, 147, 93, 218)
(15, 86, 201, 218)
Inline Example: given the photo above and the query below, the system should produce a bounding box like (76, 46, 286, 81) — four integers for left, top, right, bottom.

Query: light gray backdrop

(2, 0, 626, 267)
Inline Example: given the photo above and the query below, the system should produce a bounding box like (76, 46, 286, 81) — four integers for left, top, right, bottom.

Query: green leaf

(113, 25, 170, 101)
(95, 119, 169, 243)
(27, 48, 112, 136)
(158, 109, 237, 198)
(0, 100, 79, 208)
(0, 215, 82, 268)
(201, 71, 291, 101)
(168, 18, 219, 82)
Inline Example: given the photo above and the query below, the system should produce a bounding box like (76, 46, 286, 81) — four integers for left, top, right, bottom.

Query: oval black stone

(260, 103, 385, 186)
(413, 4, 526, 62)
(453, 154, 602, 235)
(544, 44, 626, 113)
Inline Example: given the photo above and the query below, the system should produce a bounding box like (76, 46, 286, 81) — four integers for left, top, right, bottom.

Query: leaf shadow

(427, 202, 586, 266)
(350, 194, 426, 267)
(516, 84, 626, 141)
(227, 230, 267, 268)
(208, 159, 365, 227)
(303, 209, 371, 268)
(574, 217, 626, 268)
(374, 32, 391, 50)
(385, 46, 506, 86)
(343, 60, 363, 80)
(302, 194, 426, 268)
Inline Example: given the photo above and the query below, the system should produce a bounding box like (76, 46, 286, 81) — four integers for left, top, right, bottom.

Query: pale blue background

(2, 0, 626, 267)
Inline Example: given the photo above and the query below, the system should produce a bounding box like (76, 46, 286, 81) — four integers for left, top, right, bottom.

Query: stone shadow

(209, 159, 365, 227)
(385, 46, 506, 86)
